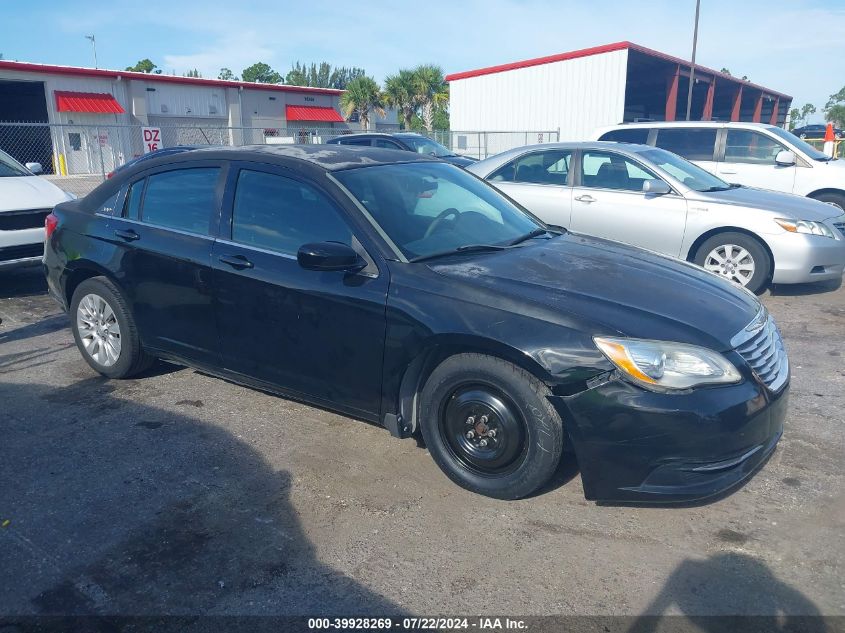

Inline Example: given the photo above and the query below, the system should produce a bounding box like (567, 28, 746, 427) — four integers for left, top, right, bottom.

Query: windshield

(639, 148, 732, 192)
(334, 162, 543, 260)
(0, 149, 33, 177)
(399, 136, 454, 157)
(769, 126, 830, 161)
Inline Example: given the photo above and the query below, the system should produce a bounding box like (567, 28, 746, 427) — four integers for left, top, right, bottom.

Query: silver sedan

(467, 142, 845, 293)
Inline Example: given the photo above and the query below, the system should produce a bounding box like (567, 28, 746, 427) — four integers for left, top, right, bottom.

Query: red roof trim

(55, 91, 125, 114)
(445, 41, 791, 100)
(0, 60, 343, 95)
(445, 42, 631, 81)
(285, 104, 345, 122)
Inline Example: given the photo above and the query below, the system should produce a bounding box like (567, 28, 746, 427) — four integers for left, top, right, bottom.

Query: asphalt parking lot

(1, 267, 843, 623)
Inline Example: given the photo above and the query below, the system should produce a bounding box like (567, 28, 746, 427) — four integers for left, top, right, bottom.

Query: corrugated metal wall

(449, 48, 629, 141)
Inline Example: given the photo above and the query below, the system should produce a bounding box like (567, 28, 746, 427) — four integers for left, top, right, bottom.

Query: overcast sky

(3, 0, 843, 122)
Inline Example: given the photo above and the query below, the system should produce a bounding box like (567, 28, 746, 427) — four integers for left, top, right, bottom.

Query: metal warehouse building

(446, 41, 792, 142)
(0, 61, 387, 175)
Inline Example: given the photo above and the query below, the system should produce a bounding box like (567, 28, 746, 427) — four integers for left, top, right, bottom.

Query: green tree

(411, 64, 449, 132)
(125, 59, 161, 74)
(720, 67, 731, 76)
(384, 70, 418, 130)
(339, 76, 385, 130)
(218, 68, 238, 81)
(184, 68, 202, 78)
(285, 61, 366, 89)
(825, 87, 845, 128)
(788, 103, 816, 130)
(242, 62, 282, 84)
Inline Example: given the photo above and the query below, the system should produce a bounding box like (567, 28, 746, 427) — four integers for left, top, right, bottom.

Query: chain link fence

(0, 122, 559, 198)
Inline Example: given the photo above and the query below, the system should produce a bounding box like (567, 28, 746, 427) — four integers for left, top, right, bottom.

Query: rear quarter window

(599, 128, 650, 144)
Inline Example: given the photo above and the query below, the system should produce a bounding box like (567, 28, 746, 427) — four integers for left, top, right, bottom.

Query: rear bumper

(552, 364, 788, 503)
(767, 231, 845, 284)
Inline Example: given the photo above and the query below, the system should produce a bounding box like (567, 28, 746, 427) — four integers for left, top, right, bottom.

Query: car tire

(70, 276, 154, 379)
(418, 353, 564, 500)
(811, 192, 845, 212)
(694, 232, 771, 294)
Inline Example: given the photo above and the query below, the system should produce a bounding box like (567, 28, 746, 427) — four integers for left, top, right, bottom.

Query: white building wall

(449, 49, 629, 142)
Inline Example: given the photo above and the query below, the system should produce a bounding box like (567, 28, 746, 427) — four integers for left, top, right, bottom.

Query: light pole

(85, 35, 98, 69)
(685, 0, 701, 121)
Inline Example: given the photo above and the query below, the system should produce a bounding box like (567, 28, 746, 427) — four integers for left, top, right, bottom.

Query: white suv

(0, 149, 75, 270)
(593, 122, 845, 210)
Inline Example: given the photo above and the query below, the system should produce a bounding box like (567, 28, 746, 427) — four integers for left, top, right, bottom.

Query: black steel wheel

(419, 353, 565, 499)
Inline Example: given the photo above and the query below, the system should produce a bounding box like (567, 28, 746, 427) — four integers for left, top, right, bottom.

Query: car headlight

(774, 218, 835, 238)
(593, 337, 741, 391)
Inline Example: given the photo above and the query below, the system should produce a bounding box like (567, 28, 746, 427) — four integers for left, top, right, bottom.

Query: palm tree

(412, 64, 449, 132)
(384, 70, 417, 130)
(339, 76, 385, 131)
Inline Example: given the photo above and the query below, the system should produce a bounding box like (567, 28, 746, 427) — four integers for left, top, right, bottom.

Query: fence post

(96, 127, 106, 180)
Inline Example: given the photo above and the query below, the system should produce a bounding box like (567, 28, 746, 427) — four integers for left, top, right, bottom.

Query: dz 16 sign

(142, 127, 163, 154)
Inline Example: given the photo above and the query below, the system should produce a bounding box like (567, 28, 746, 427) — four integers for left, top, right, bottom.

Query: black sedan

(327, 132, 477, 167)
(43, 145, 788, 502)
(791, 124, 844, 140)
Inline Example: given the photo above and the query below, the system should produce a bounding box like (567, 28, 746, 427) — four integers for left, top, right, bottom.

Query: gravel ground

(0, 267, 843, 622)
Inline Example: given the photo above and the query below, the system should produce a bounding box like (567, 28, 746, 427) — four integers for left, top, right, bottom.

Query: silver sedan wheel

(76, 293, 122, 367)
(703, 244, 756, 286)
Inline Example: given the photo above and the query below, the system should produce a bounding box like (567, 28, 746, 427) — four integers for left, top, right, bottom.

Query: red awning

(55, 91, 125, 114)
(285, 105, 344, 123)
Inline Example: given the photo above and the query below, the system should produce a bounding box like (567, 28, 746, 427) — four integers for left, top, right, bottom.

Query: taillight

(45, 212, 59, 239)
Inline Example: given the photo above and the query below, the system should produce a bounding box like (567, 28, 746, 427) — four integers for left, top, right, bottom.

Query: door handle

(114, 229, 140, 241)
(574, 194, 596, 203)
(218, 254, 254, 270)
(721, 170, 737, 175)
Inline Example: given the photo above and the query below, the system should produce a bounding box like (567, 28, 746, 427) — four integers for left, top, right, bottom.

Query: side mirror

(25, 162, 43, 174)
(642, 179, 671, 195)
(775, 150, 796, 166)
(297, 242, 365, 272)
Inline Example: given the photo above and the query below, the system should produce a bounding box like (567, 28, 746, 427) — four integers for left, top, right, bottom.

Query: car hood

(429, 233, 761, 351)
(689, 185, 842, 220)
(0, 176, 74, 212)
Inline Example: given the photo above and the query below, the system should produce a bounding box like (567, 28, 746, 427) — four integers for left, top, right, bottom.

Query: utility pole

(85, 35, 98, 69)
(685, 0, 701, 121)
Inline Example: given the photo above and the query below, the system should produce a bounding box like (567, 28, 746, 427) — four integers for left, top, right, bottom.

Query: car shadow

(0, 379, 405, 622)
(0, 266, 47, 299)
(626, 552, 828, 632)
(767, 277, 842, 296)
(0, 314, 67, 345)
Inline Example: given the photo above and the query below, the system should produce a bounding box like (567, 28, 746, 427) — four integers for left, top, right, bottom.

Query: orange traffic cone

(824, 123, 836, 157)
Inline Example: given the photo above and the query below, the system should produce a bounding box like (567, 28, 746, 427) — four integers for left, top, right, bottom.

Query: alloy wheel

(703, 244, 756, 286)
(76, 293, 122, 367)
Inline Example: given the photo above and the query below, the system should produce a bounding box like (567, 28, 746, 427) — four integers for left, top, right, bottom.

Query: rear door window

(489, 149, 573, 185)
(140, 168, 220, 234)
(339, 138, 373, 147)
(654, 128, 717, 161)
(373, 139, 403, 149)
(598, 128, 650, 144)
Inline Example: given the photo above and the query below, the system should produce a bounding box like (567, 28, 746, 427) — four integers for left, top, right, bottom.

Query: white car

(0, 149, 75, 270)
(593, 121, 845, 210)
(467, 142, 845, 293)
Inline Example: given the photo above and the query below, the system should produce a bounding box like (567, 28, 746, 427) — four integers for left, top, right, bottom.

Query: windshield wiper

(701, 186, 732, 192)
(408, 243, 509, 263)
(507, 228, 559, 246)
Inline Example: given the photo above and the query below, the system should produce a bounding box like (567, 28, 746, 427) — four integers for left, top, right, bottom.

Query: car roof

(598, 121, 778, 131)
(116, 144, 437, 177)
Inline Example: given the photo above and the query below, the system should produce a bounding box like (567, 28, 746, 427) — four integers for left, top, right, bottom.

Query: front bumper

(0, 227, 44, 270)
(767, 230, 845, 284)
(552, 361, 788, 503)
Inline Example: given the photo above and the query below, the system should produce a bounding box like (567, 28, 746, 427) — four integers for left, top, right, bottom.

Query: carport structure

(623, 43, 790, 125)
(447, 41, 792, 140)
